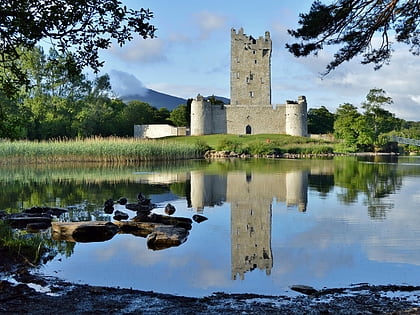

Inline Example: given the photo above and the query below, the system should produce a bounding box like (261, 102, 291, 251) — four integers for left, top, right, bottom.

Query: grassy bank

(165, 134, 335, 156)
(0, 134, 335, 163)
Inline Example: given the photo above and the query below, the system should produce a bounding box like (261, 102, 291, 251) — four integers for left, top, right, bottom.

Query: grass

(0, 137, 206, 163)
(164, 134, 335, 156)
(0, 134, 336, 163)
(0, 220, 47, 264)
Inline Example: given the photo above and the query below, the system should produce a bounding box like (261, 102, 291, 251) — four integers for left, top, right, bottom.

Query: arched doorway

(245, 125, 252, 134)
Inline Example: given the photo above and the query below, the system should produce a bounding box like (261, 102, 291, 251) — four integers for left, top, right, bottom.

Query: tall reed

(0, 137, 205, 163)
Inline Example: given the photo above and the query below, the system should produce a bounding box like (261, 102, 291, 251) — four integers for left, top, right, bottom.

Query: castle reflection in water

(189, 170, 308, 281)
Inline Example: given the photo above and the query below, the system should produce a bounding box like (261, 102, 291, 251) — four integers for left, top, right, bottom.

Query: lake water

(1, 156, 420, 297)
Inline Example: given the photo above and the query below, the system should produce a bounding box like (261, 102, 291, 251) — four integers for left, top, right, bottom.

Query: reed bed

(0, 137, 205, 163)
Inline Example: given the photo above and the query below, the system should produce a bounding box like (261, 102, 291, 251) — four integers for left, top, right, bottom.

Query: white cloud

(193, 11, 228, 40)
(110, 38, 166, 63)
(109, 70, 147, 97)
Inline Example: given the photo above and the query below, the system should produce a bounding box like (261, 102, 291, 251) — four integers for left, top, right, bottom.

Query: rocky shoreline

(1, 259, 420, 315)
(1, 275, 420, 314)
(1, 242, 420, 314)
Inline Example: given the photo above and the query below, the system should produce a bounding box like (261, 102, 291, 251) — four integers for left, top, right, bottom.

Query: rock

(104, 199, 114, 214)
(133, 213, 192, 230)
(125, 203, 155, 212)
(113, 210, 129, 221)
(5, 213, 52, 229)
(26, 222, 50, 232)
(51, 221, 119, 243)
(164, 203, 176, 215)
(115, 221, 166, 238)
(137, 193, 151, 205)
(117, 197, 128, 205)
(147, 226, 189, 250)
(192, 214, 208, 223)
(290, 285, 318, 295)
(23, 207, 67, 217)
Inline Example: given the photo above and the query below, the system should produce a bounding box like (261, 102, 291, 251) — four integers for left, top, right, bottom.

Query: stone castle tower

(190, 28, 307, 137)
(230, 28, 272, 106)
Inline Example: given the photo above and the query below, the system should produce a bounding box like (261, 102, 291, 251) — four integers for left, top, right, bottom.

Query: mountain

(122, 89, 187, 111)
(121, 89, 230, 111)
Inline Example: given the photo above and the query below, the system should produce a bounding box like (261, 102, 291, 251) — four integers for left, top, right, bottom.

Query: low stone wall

(134, 124, 188, 138)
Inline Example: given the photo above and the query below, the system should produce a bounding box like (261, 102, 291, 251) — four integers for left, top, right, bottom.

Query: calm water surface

(1, 156, 420, 297)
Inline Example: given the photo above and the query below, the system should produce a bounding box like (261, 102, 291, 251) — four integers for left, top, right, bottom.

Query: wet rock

(23, 207, 67, 217)
(104, 199, 114, 214)
(147, 226, 189, 250)
(113, 210, 129, 221)
(125, 203, 155, 212)
(133, 213, 192, 230)
(192, 214, 208, 223)
(26, 222, 50, 232)
(117, 197, 128, 205)
(52, 221, 119, 243)
(290, 285, 318, 295)
(5, 213, 52, 229)
(164, 203, 176, 215)
(137, 193, 151, 205)
(115, 221, 165, 238)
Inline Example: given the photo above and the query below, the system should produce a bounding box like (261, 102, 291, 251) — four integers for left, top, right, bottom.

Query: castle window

(236, 57, 240, 63)
(249, 91, 254, 97)
(249, 73, 254, 80)
(236, 72, 240, 79)
(254, 60, 257, 64)
(252, 50, 256, 54)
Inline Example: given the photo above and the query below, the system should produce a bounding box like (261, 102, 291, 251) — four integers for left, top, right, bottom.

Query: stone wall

(134, 124, 187, 138)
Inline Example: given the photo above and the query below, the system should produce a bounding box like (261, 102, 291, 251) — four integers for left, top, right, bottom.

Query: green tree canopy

(334, 89, 402, 152)
(0, 0, 156, 96)
(287, 0, 420, 74)
(170, 104, 189, 127)
(307, 106, 335, 134)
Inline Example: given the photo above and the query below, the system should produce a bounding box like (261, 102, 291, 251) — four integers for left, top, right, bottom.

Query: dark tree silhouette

(286, 0, 419, 74)
(0, 0, 156, 95)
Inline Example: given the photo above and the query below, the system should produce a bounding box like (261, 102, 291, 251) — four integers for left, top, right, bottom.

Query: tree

(170, 105, 189, 127)
(334, 89, 402, 152)
(334, 103, 362, 151)
(307, 106, 335, 134)
(117, 100, 158, 136)
(361, 88, 402, 140)
(287, 0, 420, 74)
(0, 0, 156, 96)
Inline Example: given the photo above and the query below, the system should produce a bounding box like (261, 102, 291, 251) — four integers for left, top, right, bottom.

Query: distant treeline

(0, 47, 191, 140)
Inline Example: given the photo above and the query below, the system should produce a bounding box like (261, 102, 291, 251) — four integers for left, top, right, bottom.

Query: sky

(100, 0, 420, 121)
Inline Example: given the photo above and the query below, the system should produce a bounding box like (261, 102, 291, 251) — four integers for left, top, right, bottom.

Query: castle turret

(285, 96, 307, 137)
(190, 94, 212, 135)
(230, 28, 272, 106)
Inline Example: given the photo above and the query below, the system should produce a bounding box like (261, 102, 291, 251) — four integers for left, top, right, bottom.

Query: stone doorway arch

(245, 125, 252, 134)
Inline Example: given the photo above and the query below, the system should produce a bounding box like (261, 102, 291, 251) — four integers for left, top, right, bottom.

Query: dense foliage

(287, 0, 420, 74)
(307, 106, 335, 134)
(0, 0, 155, 96)
(0, 47, 174, 139)
(333, 89, 403, 152)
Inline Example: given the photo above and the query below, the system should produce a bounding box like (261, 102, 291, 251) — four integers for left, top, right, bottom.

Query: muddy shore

(1, 256, 420, 314)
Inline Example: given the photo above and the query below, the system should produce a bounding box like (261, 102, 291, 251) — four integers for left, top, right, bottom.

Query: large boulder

(5, 213, 52, 229)
(52, 221, 119, 243)
(147, 226, 189, 250)
(133, 213, 192, 230)
(23, 207, 67, 217)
